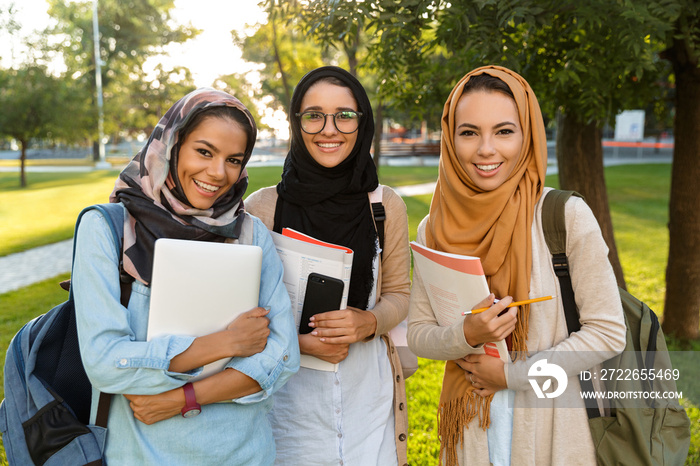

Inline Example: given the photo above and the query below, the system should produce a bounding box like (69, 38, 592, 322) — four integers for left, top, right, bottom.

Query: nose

(477, 135, 496, 157)
(206, 157, 226, 180)
(320, 114, 338, 135)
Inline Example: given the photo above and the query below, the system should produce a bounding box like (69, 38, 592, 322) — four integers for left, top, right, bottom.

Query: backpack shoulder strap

(369, 185, 385, 254)
(541, 189, 578, 255)
(542, 190, 600, 418)
(74, 203, 129, 429)
(74, 203, 124, 265)
(541, 190, 582, 334)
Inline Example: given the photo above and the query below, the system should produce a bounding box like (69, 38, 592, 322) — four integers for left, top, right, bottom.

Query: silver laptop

(147, 238, 263, 381)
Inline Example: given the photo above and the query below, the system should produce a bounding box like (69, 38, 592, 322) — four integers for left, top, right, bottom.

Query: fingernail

(264, 306, 271, 312)
(319, 338, 325, 342)
(311, 331, 317, 336)
(309, 316, 315, 321)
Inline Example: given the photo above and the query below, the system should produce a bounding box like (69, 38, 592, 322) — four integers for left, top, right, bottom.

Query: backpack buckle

(552, 253, 570, 278)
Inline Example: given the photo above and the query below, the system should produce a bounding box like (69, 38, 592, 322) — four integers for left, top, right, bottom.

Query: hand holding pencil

(462, 295, 554, 316)
(462, 294, 518, 347)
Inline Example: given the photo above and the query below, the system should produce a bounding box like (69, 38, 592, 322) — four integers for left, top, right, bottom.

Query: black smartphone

(298, 273, 344, 334)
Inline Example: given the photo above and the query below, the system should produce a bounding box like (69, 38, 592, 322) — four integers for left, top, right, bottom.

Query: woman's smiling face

(177, 116, 247, 209)
(454, 90, 524, 192)
(299, 81, 359, 168)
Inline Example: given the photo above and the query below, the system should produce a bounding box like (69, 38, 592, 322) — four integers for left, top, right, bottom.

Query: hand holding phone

(299, 273, 344, 334)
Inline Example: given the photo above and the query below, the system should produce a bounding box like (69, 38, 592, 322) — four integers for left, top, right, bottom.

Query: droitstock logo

(528, 359, 568, 399)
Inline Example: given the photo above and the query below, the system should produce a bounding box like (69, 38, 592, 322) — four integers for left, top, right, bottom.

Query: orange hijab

(426, 66, 547, 465)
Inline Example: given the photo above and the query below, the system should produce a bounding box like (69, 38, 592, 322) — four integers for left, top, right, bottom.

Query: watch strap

(181, 382, 201, 417)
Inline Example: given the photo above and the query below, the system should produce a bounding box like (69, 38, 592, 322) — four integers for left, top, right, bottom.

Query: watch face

(182, 408, 201, 418)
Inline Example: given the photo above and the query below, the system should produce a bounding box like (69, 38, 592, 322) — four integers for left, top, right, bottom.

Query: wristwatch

(180, 382, 201, 418)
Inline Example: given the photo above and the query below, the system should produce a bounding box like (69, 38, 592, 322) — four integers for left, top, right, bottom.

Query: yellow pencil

(462, 295, 555, 315)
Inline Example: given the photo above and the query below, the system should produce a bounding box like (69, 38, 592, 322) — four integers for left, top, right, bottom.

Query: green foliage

(0, 2, 19, 40)
(345, 0, 680, 129)
(236, 2, 324, 114)
(0, 65, 92, 186)
(212, 73, 263, 130)
(109, 64, 197, 138)
(43, 0, 198, 140)
(0, 66, 64, 143)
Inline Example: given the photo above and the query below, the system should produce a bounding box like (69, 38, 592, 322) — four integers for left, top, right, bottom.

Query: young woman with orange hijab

(407, 66, 626, 465)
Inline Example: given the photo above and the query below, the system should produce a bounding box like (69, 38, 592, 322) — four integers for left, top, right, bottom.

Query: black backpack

(542, 189, 690, 466)
(0, 204, 131, 466)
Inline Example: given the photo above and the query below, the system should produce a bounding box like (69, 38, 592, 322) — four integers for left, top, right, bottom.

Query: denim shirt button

(119, 359, 128, 367)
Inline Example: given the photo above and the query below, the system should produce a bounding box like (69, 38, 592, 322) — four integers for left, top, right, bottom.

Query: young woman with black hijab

(246, 66, 411, 465)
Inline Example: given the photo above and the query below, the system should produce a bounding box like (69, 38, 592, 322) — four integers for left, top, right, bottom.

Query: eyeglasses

(295, 111, 363, 134)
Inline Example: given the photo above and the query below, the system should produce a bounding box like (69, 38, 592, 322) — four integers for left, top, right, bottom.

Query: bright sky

(0, 0, 290, 135)
(0, 0, 266, 86)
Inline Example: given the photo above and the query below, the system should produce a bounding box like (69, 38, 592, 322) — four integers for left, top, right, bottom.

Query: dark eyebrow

(457, 121, 518, 130)
(195, 140, 245, 158)
(194, 140, 219, 153)
(301, 106, 358, 113)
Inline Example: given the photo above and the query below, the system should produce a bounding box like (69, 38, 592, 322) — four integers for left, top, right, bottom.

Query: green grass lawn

(0, 163, 697, 464)
(0, 165, 437, 257)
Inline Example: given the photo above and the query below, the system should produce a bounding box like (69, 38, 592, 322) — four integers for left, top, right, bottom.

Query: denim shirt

(72, 206, 299, 465)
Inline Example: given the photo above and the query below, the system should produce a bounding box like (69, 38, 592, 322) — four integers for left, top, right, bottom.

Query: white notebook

(147, 238, 263, 381)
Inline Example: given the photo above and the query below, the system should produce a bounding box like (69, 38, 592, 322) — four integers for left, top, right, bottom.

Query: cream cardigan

(407, 188, 626, 465)
(245, 185, 412, 466)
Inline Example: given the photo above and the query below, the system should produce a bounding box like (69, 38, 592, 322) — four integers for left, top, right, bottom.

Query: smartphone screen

(298, 273, 344, 334)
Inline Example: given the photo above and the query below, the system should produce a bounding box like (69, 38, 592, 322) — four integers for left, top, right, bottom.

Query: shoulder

(246, 186, 278, 208)
(74, 204, 126, 259)
(380, 185, 405, 205)
(77, 203, 125, 235)
(245, 186, 278, 228)
(416, 215, 430, 244)
(536, 188, 603, 248)
(376, 185, 407, 217)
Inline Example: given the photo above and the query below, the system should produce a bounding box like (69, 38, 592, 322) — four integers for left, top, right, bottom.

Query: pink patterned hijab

(109, 88, 257, 285)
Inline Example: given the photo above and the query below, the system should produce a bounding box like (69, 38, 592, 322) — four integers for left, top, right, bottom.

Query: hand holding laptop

(147, 239, 264, 381)
(225, 307, 271, 357)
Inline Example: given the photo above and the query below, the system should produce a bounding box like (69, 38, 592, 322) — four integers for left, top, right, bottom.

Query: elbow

(406, 326, 429, 359)
(611, 326, 627, 354)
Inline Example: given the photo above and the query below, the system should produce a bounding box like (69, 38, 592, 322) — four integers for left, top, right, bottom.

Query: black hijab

(274, 66, 379, 309)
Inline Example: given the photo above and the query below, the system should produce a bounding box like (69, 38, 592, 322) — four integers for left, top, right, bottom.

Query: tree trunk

(662, 30, 700, 340)
(344, 33, 360, 77)
(556, 111, 627, 289)
(270, 14, 292, 111)
(20, 140, 27, 188)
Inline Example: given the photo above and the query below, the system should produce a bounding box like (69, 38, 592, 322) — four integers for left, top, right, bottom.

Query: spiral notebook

(147, 238, 262, 381)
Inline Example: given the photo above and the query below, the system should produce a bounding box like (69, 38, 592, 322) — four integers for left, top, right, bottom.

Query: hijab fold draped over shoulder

(426, 66, 547, 465)
(109, 88, 257, 285)
(274, 66, 379, 310)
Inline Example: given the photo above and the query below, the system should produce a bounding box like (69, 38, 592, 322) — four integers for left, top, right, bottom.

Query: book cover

(271, 229, 355, 372)
(410, 241, 509, 362)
